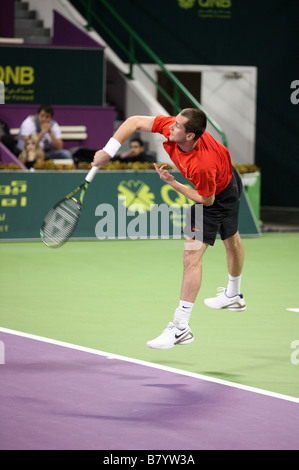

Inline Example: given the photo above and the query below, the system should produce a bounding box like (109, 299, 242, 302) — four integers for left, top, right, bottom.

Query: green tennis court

(1, 232, 299, 400)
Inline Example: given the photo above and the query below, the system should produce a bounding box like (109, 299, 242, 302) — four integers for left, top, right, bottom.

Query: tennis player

(92, 109, 245, 349)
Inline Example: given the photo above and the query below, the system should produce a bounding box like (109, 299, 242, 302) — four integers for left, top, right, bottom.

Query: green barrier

(240, 172, 261, 226)
(0, 171, 260, 240)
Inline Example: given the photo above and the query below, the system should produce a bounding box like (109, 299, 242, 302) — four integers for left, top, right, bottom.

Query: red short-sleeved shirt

(152, 115, 232, 197)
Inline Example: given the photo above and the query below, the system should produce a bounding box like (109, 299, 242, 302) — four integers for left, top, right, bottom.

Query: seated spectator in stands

(113, 138, 156, 163)
(0, 119, 17, 154)
(72, 137, 157, 166)
(18, 134, 45, 169)
(16, 104, 72, 160)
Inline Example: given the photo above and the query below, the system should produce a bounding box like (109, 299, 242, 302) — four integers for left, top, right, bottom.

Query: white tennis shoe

(204, 287, 246, 311)
(147, 322, 194, 349)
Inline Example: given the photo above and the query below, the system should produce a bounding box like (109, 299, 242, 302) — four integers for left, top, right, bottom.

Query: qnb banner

(0, 80, 4, 104)
(0, 172, 260, 241)
(0, 66, 34, 102)
(0, 46, 104, 105)
(177, 0, 232, 19)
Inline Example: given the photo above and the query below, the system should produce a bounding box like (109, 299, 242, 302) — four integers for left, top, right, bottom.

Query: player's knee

(184, 238, 203, 252)
(224, 231, 242, 250)
(183, 239, 204, 269)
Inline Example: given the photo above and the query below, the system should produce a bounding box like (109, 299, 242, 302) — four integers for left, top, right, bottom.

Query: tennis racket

(40, 166, 99, 248)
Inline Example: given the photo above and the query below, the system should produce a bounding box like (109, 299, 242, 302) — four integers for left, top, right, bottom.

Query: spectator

(18, 134, 45, 169)
(0, 119, 17, 154)
(16, 104, 72, 160)
(113, 138, 156, 163)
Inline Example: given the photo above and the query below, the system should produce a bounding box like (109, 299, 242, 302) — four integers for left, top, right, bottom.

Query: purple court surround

(0, 330, 299, 450)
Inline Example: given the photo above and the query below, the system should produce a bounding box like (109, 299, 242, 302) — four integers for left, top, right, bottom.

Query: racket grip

(85, 165, 99, 183)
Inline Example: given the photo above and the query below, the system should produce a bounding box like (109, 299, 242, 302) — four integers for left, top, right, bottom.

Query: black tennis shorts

(183, 167, 243, 246)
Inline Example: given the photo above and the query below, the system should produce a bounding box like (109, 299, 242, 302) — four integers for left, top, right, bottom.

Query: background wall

(129, 63, 257, 166)
(1, 0, 298, 207)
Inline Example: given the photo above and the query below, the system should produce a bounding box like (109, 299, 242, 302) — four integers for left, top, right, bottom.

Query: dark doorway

(157, 71, 202, 115)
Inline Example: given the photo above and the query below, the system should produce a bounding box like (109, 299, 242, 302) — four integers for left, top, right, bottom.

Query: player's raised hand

(154, 163, 176, 184)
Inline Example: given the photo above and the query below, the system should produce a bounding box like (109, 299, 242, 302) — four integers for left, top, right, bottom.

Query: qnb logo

(118, 180, 155, 214)
(0, 80, 4, 104)
(0, 340, 4, 364)
(198, 0, 231, 6)
(178, 0, 231, 8)
(0, 66, 35, 85)
(178, 0, 196, 8)
(290, 80, 299, 105)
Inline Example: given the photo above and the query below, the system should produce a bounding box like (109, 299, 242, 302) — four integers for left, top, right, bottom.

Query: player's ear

(186, 132, 196, 142)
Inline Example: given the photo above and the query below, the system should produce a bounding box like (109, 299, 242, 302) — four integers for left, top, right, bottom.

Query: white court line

(1, 326, 299, 404)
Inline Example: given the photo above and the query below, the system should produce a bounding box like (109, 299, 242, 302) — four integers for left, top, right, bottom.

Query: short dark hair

(130, 138, 144, 147)
(37, 104, 54, 117)
(180, 108, 207, 140)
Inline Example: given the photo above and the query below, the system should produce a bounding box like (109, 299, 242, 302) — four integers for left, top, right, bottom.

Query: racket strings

(41, 198, 81, 247)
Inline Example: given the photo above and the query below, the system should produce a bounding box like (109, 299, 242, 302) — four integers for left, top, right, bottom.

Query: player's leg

(204, 168, 246, 311)
(178, 239, 208, 309)
(172, 239, 208, 328)
(223, 230, 244, 283)
(147, 239, 207, 350)
(204, 230, 246, 311)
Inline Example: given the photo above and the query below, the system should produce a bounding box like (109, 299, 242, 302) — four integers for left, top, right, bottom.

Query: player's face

(169, 113, 189, 143)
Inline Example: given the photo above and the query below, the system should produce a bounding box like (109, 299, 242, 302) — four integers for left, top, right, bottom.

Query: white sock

(226, 274, 242, 298)
(173, 300, 194, 329)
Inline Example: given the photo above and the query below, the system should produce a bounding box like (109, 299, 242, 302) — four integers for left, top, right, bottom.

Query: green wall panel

(0, 171, 260, 241)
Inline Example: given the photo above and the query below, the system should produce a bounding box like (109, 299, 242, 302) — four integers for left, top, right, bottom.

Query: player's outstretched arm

(92, 116, 155, 168)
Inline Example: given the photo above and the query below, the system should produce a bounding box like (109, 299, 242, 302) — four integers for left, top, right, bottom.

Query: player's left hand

(154, 163, 176, 184)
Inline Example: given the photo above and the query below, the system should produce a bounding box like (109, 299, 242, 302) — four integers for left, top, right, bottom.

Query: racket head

(40, 197, 82, 248)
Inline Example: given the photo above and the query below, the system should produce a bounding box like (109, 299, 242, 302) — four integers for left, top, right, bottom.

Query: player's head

(169, 108, 207, 144)
(180, 108, 207, 140)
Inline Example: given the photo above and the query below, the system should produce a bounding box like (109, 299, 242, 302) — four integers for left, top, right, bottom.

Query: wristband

(103, 137, 121, 158)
